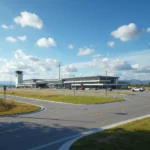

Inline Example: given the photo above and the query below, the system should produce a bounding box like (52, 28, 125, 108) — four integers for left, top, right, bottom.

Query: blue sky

(0, 0, 150, 81)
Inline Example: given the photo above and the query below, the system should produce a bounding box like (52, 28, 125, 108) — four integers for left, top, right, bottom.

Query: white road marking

(28, 134, 81, 150)
(58, 114, 150, 150)
(28, 114, 150, 150)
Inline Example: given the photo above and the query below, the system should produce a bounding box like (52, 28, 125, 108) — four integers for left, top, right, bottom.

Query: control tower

(15, 71, 23, 87)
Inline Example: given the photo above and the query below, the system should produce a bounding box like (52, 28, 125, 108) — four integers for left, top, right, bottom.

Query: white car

(132, 87, 145, 92)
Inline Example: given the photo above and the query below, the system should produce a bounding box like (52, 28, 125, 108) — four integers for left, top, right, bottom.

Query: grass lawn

(70, 117, 150, 150)
(82, 90, 133, 95)
(145, 87, 150, 91)
(0, 90, 123, 104)
(0, 98, 40, 116)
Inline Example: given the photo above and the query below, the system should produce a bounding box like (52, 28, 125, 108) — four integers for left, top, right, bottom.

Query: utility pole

(58, 64, 61, 80)
(73, 79, 75, 96)
(73, 75, 76, 96)
(10, 74, 12, 89)
(105, 70, 107, 97)
(3, 85, 6, 100)
(116, 78, 119, 94)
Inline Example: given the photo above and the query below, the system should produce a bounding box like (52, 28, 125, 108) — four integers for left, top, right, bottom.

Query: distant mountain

(0, 81, 15, 86)
(120, 79, 150, 84)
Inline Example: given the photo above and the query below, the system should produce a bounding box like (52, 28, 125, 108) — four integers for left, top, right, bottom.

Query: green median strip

(48, 95, 123, 104)
(70, 117, 150, 150)
(0, 90, 123, 104)
(0, 98, 40, 116)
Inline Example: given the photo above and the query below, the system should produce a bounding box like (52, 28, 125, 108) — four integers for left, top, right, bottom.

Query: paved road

(0, 92, 150, 150)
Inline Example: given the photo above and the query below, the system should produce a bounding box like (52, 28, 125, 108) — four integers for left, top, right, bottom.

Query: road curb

(58, 114, 150, 150)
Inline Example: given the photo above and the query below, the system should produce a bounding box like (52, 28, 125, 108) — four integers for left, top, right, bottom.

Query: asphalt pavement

(0, 91, 150, 150)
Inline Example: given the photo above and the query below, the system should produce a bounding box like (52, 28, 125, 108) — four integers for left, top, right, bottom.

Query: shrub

(0, 98, 4, 105)
(0, 98, 16, 112)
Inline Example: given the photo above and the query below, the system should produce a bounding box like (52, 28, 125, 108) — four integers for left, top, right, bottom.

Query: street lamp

(58, 64, 61, 80)
(73, 74, 76, 96)
(116, 77, 119, 94)
(57, 64, 61, 89)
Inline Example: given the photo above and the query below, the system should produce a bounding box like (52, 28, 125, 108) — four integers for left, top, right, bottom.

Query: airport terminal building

(16, 71, 128, 89)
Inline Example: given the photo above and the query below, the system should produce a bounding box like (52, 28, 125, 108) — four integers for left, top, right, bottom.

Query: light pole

(73, 75, 76, 96)
(3, 85, 6, 100)
(116, 77, 119, 94)
(58, 64, 61, 80)
(57, 64, 62, 88)
(105, 70, 107, 97)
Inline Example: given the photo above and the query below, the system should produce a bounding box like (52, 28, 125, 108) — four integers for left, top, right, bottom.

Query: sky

(0, 0, 150, 81)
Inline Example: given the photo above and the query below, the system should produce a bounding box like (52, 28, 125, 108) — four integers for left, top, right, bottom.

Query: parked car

(79, 87, 84, 90)
(132, 87, 145, 92)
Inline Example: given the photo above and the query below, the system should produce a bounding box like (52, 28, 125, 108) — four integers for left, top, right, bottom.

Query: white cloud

(0, 60, 35, 74)
(45, 59, 61, 67)
(147, 27, 150, 33)
(78, 47, 95, 56)
(6, 37, 17, 42)
(102, 57, 109, 63)
(37, 38, 56, 47)
(13, 49, 61, 73)
(98, 58, 109, 69)
(98, 59, 133, 71)
(113, 60, 133, 70)
(0, 58, 7, 62)
(27, 56, 41, 62)
(14, 50, 41, 63)
(69, 57, 134, 72)
(133, 65, 150, 73)
(14, 11, 43, 29)
(39, 65, 51, 72)
(10, 25, 14, 29)
(6, 36, 27, 42)
(14, 49, 27, 59)
(108, 41, 115, 47)
(92, 54, 101, 58)
(63, 65, 77, 72)
(111, 23, 141, 41)
(1, 24, 14, 29)
(122, 49, 150, 65)
(1, 24, 8, 29)
(61, 72, 75, 78)
(70, 59, 98, 69)
(1, 48, 150, 80)
(132, 64, 139, 69)
(17, 36, 27, 41)
(60, 48, 150, 79)
(68, 44, 73, 49)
